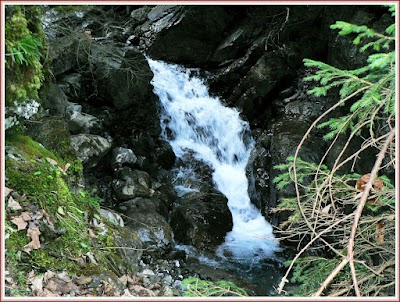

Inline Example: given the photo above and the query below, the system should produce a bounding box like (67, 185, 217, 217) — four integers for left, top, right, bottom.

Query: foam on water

(148, 59, 280, 262)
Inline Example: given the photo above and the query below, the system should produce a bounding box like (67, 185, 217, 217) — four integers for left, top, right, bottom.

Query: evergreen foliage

(274, 5, 395, 297)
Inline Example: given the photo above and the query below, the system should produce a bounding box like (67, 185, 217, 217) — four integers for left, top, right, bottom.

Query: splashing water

(148, 59, 280, 262)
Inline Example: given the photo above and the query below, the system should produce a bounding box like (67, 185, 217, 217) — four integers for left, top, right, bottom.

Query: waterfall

(148, 59, 280, 262)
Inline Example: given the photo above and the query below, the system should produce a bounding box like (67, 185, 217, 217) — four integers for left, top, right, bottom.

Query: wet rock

(117, 198, 173, 256)
(130, 132, 157, 157)
(154, 140, 175, 169)
(246, 77, 332, 219)
(151, 172, 177, 213)
(138, 6, 232, 66)
(246, 131, 272, 213)
(170, 192, 232, 251)
(112, 168, 152, 201)
(247, 118, 326, 222)
(173, 155, 216, 194)
(111, 147, 137, 170)
(227, 52, 291, 120)
(70, 134, 112, 168)
(326, 10, 374, 69)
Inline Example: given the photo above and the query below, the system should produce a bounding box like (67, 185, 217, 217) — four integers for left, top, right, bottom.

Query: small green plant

(76, 190, 101, 211)
(7, 35, 42, 66)
(182, 276, 248, 297)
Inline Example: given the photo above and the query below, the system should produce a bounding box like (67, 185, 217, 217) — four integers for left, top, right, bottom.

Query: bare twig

(292, 86, 371, 235)
(276, 212, 354, 294)
(313, 128, 395, 296)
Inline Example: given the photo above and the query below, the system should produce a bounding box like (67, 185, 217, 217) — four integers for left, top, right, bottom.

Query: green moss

(25, 118, 77, 163)
(5, 223, 32, 296)
(5, 5, 46, 105)
(5, 134, 134, 283)
(5, 223, 29, 254)
(30, 249, 80, 273)
(6, 133, 62, 164)
(7, 129, 83, 184)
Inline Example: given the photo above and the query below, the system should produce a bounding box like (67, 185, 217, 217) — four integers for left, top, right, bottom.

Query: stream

(148, 59, 283, 295)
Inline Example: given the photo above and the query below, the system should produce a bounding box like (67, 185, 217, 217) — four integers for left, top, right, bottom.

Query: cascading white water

(148, 59, 280, 262)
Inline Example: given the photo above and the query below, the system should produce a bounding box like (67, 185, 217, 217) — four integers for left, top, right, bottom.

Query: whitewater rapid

(148, 59, 280, 262)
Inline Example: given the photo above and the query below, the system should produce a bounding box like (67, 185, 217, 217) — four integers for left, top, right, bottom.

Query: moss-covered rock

(26, 117, 77, 162)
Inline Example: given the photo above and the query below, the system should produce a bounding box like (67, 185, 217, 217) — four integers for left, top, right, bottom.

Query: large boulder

(93, 46, 154, 110)
(48, 34, 87, 76)
(70, 134, 112, 168)
(154, 140, 175, 170)
(150, 171, 177, 214)
(170, 192, 233, 251)
(117, 198, 173, 256)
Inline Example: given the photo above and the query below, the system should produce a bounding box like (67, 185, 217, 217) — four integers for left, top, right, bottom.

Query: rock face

(154, 140, 176, 170)
(136, 6, 232, 66)
(226, 52, 291, 119)
(170, 192, 233, 251)
(246, 79, 329, 220)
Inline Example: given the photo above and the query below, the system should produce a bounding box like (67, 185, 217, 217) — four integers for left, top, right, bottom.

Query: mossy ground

(5, 133, 132, 296)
